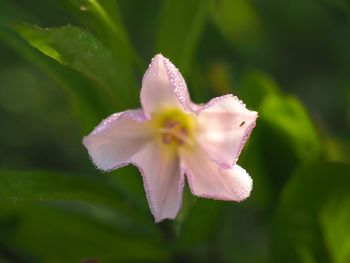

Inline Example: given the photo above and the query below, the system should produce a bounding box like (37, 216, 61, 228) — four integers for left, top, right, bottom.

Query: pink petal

(83, 109, 152, 171)
(196, 94, 258, 168)
(141, 54, 194, 117)
(131, 141, 184, 222)
(181, 146, 253, 201)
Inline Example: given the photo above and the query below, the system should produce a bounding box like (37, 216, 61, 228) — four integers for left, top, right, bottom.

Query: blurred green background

(0, 0, 350, 262)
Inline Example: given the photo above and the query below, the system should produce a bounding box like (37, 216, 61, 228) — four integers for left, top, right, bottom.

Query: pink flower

(83, 54, 258, 222)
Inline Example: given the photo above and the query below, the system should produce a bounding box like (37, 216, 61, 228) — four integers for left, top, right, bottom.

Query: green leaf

(0, 2, 117, 132)
(157, 0, 211, 74)
(59, 0, 140, 104)
(0, 169, 152, 224)
(321, 195, 350, 263)
(0, 28, 113, 133)
(260, 94, 322, 163)
(59, 0, 138, 62)
(14, 24, 130, 107)
(0, 169, 168, 261)
(238, 72, 322, 196)
(251, 94, 323, 192)
(272, 162, 350, 263)
(0, 202, 168, 262)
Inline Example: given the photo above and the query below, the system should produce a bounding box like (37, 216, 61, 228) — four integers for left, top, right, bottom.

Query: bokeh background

(1, 0, 350, 262)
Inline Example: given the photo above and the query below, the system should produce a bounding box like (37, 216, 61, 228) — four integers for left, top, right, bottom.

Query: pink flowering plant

(2, 1, 347, 262)
(83, 54, 257, 222)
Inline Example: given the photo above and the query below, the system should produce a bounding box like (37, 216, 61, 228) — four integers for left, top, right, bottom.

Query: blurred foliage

(272, 162, 350, 263)
(0, 0, 349, 262)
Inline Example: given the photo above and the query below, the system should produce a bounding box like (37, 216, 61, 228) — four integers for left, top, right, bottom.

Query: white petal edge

(181, 145, 253, 201)
(83, 109, 152, 171)
(141, 54, 194, 117)
(131, 141, 184, 222)
(196, 94, 258, 168)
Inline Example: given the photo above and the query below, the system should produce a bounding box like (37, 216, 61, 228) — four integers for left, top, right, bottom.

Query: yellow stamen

(152, 108, 195, 147)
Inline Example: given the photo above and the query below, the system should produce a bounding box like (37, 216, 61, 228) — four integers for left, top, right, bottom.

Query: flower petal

(83, 109, 152, 171)
(141, 54, 193, 117)
(181, 146, 252, 201)
(131, 141, 184, 222)
(196, 94, 258, 168)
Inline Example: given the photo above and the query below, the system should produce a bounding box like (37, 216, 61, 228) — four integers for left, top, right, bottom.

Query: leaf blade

(272, 162, 350, 263)
(156, 0, 211, 74)
(15, 24, 126, 105)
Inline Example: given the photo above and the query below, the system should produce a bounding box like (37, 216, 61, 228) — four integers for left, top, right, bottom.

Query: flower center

(152, 108, 195, 146)
(160, 119, 189, 145)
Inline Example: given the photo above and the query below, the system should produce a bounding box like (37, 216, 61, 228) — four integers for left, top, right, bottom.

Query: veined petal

(181, 146, 252, 201)
(196, 94, 258, 168)
(131, 141, 184, 222)
(83, 109, 152, 171)
(141, 54, 193, 117)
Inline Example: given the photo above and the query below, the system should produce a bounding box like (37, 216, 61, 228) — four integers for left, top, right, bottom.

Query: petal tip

(154, 214, 177, 224)
(252, 110, 259, 119)
(141, 54, 192, 115)
(82, 134, 92, 149)
(150, 53, 166, 67)
(154, 53, 165, 59)
(234, 166, 253, 202)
